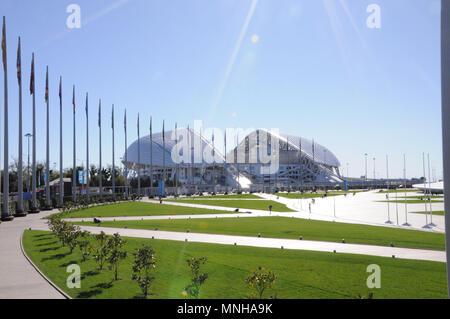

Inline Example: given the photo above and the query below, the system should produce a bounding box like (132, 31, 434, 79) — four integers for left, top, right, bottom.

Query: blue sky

(0, 0, 443, 179)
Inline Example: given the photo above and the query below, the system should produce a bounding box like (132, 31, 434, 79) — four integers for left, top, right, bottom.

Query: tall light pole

(364, 153, 368, 181)
(385, 155, 392, 224)
(422, 152, 430, 228)
(402, 154, 411, 226)
(373, 157, 376, 180)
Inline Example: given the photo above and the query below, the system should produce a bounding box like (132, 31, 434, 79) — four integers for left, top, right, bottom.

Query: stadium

(123, 128, 344, 193)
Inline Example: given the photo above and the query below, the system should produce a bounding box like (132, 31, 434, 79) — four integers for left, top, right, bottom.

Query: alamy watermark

(366, 264, 381, 289)
(170, 121, 280, 174)
(66, 264, 81, 289)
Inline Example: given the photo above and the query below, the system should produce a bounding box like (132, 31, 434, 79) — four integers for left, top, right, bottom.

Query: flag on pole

(1, 17, 6, 71)
(58, 76, 62, 102)
(72, 85, 76, 113)
(30, 54, 34, 95)
(162, 120, 165, 141)
(98, 100, 101, 127)
(124, 109, 127, 132)
(137, 113, 139, 135)
(111, 105, 114, 128)
(45, 67, 49, 103)
(85, 92, 88, 119)
(16, 37, 21, 84)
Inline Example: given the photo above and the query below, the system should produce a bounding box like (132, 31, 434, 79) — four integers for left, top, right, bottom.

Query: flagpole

(150, 116, 153, 197)
(175, 123, 178, 196)
(85, 92, 89, 201)
(44, 66, 51, 210)
(29, 53, 39, 213)
(124, 109, 127, 199)
(162, 120, 166, 196)
(59, 76, 63, 206)
(224, 129, 227, 194)
(137, 113, 141, 198)
(72, 85, 76, 202)
(440, 0, 450, 296)
(16, 36, 25, 216)
(112, 104, 115, 201)
(98, 99, 102, 201)
(1, 16, 12, 220)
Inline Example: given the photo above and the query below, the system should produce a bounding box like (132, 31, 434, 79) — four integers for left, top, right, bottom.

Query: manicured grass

(75, 216, 445, 251)
(165, 199, 295, 212)
(23, 230, 447, 299)
(274, 192, 362, 199)
(411, 211, 445, 216)
(51, 202, 235, 219)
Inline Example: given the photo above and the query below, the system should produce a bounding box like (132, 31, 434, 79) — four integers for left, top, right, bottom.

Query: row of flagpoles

(1, 16, 174, 221)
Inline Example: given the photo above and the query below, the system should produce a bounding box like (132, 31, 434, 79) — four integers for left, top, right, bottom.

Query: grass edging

(20, 230, 71, 299)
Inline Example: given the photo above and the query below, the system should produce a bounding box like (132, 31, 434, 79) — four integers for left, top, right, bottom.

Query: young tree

(184, 257, 208, 298)
(245, 267, 277, 299)
(131, 245, 157, 297)
(77, 231, 92, 262)
(106, 233, 128, 281)
(65, 224, 82, 254)
(92, 231, 110, 270)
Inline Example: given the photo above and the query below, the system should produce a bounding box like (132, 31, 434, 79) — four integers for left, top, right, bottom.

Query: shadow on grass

(75, 281, 114, 299)
(36, 241, 59, 247)
(39, 246, 61, 253)
(41, 252, 71, 262)
(80, 270, 100, 280)
(60, 260, 79, 268)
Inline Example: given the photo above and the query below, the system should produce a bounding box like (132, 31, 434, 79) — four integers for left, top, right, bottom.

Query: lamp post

(364, 153, 368, 182)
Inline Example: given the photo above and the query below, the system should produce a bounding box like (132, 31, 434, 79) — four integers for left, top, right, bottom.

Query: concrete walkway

(0, 209, 65, 299)
(31, 224, 446, 263)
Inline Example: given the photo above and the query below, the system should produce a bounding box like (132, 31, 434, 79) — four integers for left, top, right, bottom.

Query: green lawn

(23, 230, 447, 299)
(165, 199, 295, 212)
(411, 211, 445, 216)
(74, 216, 445, 251)
(51, 202, 236, 219)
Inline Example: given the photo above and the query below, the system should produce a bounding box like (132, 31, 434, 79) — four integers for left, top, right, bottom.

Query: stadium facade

(123, 128, 344, 191)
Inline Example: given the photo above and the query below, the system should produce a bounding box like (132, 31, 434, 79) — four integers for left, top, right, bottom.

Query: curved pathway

(0, 209, 65, 299)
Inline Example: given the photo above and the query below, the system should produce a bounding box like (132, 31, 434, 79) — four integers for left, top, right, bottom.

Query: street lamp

(364, 153, 368, 181)
(373, 157, 376, 180)
(25, 133, 32, 192)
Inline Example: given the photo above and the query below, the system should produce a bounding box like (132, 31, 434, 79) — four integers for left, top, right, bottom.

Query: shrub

(106, 233, 128, 281)
(245, 267, 277, 299)
(184, 257, 208, 298)
(92, 231, 111, 270)
(132, 245, 157, 297)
